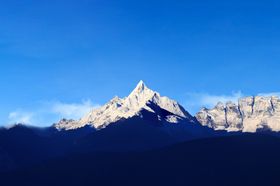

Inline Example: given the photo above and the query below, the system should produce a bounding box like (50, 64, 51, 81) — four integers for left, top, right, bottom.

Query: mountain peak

(55, 80, 193, 130)
(137, 80, 145, 88)
(127, 81, 157, 106)
(130, 80, 150, 95)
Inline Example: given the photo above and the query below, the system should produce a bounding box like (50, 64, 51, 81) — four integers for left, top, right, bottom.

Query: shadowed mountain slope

(1, 134, 280, 186)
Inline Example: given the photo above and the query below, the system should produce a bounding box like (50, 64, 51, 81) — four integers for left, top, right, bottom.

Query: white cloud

(197, 91, 243, 106)
(184, 91, 280, 115)
(258, 92, 280, 97)
(8, 111, 34, 125)
(51, 100, 99, 119)
(7, 99, 99, 127)
(184, 91, 244, 114)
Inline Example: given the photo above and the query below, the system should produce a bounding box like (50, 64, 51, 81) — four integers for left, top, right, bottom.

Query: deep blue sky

(1, 0, 280, 126)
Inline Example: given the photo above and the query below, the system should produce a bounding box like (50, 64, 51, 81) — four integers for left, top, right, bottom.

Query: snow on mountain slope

(55, 81, 193, 130)
(196, 96, 280, 132)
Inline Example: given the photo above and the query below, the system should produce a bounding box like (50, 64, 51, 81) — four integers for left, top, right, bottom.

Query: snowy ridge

(196, 96, 280, 132)
(55, 81, 192, 130)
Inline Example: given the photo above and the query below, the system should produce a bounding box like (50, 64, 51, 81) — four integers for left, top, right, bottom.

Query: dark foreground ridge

(1, 134, 280, 186)
(0, 115, 218, 172)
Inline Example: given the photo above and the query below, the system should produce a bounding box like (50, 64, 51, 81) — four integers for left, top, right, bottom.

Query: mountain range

(55, 80, 280, 133)
(197, 96, 280, 132)
(1, 81, 280, 186)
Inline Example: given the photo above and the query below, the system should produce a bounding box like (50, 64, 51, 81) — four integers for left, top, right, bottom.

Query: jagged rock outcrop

(196, 96, 280, 132)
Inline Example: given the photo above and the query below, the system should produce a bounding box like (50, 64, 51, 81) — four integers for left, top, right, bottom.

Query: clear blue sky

(1, 0, 280, 126)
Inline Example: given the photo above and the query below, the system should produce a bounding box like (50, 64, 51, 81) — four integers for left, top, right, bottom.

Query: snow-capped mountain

(55, 81, 193, 130)
(196, 96, 280, 132)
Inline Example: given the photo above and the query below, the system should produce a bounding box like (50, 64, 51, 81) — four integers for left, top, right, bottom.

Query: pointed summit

(55, 80, 193, 130)
(131, 80, 149, 94)
(127, 81, 156, 102)
(137, 80, 145, 87)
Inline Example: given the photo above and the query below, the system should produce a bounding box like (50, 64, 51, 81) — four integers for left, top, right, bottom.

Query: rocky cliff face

(196, 96, 280, 132)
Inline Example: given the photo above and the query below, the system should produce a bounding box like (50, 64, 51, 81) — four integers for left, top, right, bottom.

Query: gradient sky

(1, 0, 280, 126)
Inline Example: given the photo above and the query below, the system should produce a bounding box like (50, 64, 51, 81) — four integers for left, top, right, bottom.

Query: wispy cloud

(7, 99, 99, 127)
(258, 92, 280, 97)
(51, 100, 99, 119)
(184, 91, 280, 115)
(184, 91, 244, 114)
(8, 111, 34, 125)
